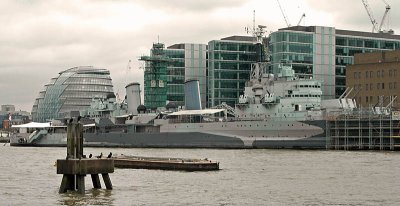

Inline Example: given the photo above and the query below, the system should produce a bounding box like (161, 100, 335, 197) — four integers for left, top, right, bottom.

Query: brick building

(346, 50, 400, 109)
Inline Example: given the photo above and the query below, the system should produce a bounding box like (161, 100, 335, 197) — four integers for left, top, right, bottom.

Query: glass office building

(31, 66, 114, 122)
(164, 44, 207, 108)
(269, 26, 400, 99)
(207, 36, 257, 107)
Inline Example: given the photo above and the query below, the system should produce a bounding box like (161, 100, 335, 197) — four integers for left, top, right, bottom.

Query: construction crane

(297, 13, 306, 26)
(378, 0, 391, 32)
(276, 0, 291, 27)
(361, 0, 378, 32)
(362, 0, 392, 33)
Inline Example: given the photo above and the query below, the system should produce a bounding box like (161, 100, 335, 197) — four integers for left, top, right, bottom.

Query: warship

(10, 60, 356, 149)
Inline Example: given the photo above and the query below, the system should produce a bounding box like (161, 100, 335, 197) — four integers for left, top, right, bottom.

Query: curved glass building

(31, 66, 114, 122)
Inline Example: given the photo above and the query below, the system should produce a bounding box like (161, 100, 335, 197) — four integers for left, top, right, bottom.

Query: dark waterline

(1, 146, 399, 205)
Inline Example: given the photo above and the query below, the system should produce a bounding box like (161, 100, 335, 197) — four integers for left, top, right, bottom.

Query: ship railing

(168, 117, 223, 124)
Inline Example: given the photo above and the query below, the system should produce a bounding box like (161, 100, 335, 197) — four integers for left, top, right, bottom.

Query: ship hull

(10, 120, 327, 149)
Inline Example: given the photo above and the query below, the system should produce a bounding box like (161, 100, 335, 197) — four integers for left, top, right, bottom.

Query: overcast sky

(1, 0, 399, 112)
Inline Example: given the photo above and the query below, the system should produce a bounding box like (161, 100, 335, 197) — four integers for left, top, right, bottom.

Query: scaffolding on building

(326, 107, 400, 151)
(140, 43, 172, 110)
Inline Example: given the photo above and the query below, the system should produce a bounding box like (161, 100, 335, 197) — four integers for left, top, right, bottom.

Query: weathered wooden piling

(57, 121, 114, 194)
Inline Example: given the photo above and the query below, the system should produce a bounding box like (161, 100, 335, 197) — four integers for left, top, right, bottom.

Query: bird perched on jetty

(107, 152, 112, 158)
(96, 152, 103, 159)
(89, 153, 92, 158)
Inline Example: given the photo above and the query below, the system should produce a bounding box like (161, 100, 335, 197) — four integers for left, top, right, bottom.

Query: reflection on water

(0, 146, 399, 205)
(58, 189, 114, 206)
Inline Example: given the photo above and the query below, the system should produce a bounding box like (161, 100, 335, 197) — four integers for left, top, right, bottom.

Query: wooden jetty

(113, 155, 219, 171)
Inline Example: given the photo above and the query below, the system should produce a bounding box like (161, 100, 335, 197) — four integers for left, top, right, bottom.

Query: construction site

(326, 101, 400, 151)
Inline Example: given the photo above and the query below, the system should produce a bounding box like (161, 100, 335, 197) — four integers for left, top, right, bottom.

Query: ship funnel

(125, 82, 141, 115)
(184, 79, 201, 110)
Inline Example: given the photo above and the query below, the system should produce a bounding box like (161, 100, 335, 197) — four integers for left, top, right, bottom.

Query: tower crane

(362, 0, 392, 33)
(297, 13, 306, 26)
(378, 0, 391, 32)
(361, 0, 378, 32)
(276, 0, 291, 27)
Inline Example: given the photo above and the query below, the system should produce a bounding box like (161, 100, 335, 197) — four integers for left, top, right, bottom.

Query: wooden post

(75, 123, 83, 159)
(66, 123, 74, 159)
(58, 174, 77, 193)
(102, 173, 113, 189)
(76, 175, 85, 194)
(58, 119, 113, 194)
(91, 174, 102, 189)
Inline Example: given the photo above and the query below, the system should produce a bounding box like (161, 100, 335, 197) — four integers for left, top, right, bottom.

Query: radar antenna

(245, 10, 266, 44)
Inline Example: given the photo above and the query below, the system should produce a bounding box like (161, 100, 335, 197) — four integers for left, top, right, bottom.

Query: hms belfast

(11, 59, 379, 149)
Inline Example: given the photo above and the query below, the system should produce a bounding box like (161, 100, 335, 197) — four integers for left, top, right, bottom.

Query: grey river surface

(0, 146, 399, 206)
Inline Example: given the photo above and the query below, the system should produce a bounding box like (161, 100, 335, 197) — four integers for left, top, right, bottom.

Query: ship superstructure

(236, 61, 324, 121)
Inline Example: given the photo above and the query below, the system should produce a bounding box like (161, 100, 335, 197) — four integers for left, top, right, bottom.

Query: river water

(0, 146, 399, 205)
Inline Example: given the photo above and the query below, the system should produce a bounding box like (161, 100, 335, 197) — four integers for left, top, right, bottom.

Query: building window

(377, 83, 380, 89)
(377, 71, 380, 77)
(366, 71, 369, 78)
(370, 84, 373, 90)
(370, 96, 373, 102)
(381, 70, 384, 77)
(366, 96, 368, 103)
(389, 69, 392, 76)
(370, 71, 373, 78)
(382, 83, 385, 89)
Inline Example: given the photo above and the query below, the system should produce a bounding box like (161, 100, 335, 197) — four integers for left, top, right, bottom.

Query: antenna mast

(245, 10, 266, 43)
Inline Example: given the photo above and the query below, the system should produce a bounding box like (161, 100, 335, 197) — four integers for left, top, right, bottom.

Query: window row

(65, 85, 113, 92)
(285, 94, 321, 98)
(336, 37, 400, 49)
(354, 69, 398, 79)
(64, 78, 113, 85)
(364, 96, 395, 103)
(271, 32, 313, 43)
(212, 42, 256, 52)
(271, 42, 313, 54)
(355, 82, 397, 91)
(297, 85, 321, 88)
